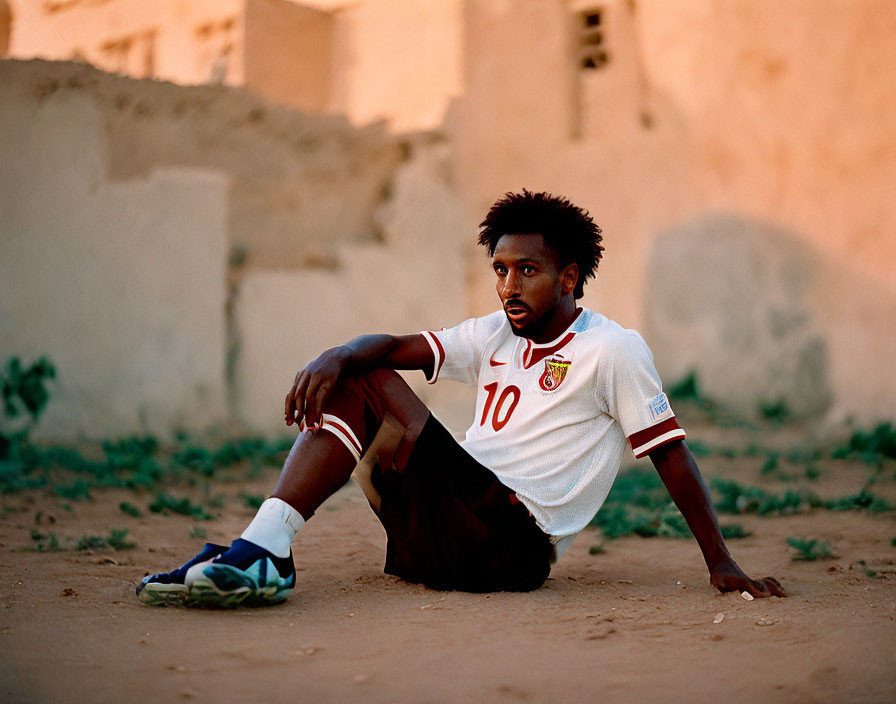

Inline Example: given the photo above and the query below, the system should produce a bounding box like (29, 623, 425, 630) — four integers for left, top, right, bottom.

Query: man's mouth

(504, 301, 531, 322)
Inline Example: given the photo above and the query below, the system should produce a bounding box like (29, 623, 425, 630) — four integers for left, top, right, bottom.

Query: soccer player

(137, 191, 785, 607)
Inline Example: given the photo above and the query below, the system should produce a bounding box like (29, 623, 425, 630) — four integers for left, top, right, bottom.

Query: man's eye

(521, 265, 535, 274)
(494, 267, 507, 276)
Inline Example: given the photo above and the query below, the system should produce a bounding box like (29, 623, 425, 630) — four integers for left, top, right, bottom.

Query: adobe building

(2, 0, 894, 437)
(6, 0, 462, 130)
(7, 0, 335, 112)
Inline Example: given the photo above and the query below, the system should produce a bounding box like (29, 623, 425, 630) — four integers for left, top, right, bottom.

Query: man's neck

(527, 297, 579, 344)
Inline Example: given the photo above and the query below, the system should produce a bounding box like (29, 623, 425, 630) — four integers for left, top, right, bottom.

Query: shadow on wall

(643, 214, 831, 420)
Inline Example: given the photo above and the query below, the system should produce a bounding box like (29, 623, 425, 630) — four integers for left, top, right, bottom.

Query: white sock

(240, 498, 305, 558)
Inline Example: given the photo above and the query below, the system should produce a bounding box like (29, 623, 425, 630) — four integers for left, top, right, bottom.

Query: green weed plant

(149, 493, 214, 520)
(787, 537, 833, 561)
(832, 423, 896, 464)
(589, 467, 746, 540)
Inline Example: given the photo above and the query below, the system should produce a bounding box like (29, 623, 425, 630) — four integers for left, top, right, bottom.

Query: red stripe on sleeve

(421, 331, 446, 383)
(628, 417, 686, 458)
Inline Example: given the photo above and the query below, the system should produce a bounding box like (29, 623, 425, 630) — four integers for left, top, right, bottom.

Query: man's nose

(502, 270, 522, 297)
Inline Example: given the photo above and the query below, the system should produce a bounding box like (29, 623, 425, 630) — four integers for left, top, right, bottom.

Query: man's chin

(505, 312, 539, 338)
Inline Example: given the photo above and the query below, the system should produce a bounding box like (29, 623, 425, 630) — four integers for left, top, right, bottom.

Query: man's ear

(560, 263, 579, 295)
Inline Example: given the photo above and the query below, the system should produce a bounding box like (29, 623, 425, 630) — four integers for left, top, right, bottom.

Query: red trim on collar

(523, 332, 576, 369)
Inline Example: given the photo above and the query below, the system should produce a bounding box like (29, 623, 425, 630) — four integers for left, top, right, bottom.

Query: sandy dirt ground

(1, 421, 895, 704)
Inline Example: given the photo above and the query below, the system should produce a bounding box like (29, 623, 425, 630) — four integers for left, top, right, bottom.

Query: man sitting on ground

(137, 190, 785, 607)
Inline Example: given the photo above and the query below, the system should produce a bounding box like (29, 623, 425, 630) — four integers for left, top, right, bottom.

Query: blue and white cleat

(136, 542, 228, 606)
(184, 539, 296, 608)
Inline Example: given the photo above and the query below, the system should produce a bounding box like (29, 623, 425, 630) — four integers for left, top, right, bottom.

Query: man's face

(492, 233, 577, 339)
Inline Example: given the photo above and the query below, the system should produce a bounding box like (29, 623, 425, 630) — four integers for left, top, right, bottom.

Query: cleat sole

(186, 561, 294, 608)
(137, 582, 190, 607)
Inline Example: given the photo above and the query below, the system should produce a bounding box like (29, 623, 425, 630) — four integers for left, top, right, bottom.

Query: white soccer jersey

(420, 308, 685, 543)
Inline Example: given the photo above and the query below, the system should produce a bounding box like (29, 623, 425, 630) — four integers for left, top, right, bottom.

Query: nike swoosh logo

(489, 351, 508, 367)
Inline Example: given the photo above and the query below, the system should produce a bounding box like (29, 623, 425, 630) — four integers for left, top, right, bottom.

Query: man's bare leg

(352, 421, 406, 515)
(270, 369, 430, 519)
(136, 369, 431, 607)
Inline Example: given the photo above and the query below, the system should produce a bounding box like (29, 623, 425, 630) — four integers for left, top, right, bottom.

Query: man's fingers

(290, 370, 311, 425)
(284, 382, 299, 423)
(311, 379, 334, 427)
(762, 576, 787, 598)
(748, 578, 772, 598)
(303, 373, 326, 429)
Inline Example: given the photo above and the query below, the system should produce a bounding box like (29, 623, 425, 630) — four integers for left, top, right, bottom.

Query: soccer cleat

(136, 542, 228, 606)
(184, 538, 296, 608)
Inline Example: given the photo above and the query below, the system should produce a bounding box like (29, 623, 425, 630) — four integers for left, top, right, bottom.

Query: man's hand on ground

(284, 346, 351, 429)
(709, 559, 787, 598)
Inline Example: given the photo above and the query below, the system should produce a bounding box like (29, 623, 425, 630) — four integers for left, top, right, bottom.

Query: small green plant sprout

(106, 528, 135, 550)
(759, 453, 780, 476)
(891, 536, 896, 547)
(720, 524, 751, 539)
(241, 493, 264, 510)
(712, 479, 808, 515)
(864, 567, 878, 578)
(824, 488, 894, 513)
(804, 464, 821, 480)
(787, 537, 833, 561)
(589, 544, 604, 555)
(76, 535, 107, 551)
(759, 399, 790, 423)
(76, 528, 135, 551)
(1, 357, 56, 424)
(148, 493, 214, 520)
(53, 479, 91, 501)
(667, 372, 701, 402)
(832, 422, 896, 464)
(684, 439, 713, 457)
(29, 529, 61, 551)
(119, 501, 142, 517)
(189, 526, 208, 540)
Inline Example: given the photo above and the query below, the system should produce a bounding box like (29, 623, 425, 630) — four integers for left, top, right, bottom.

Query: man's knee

(338, 369, 428, 429)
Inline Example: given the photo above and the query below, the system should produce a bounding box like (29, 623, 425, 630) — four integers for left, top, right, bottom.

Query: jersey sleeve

(597, 329, 686, 458)
(420, 312, 504, 385)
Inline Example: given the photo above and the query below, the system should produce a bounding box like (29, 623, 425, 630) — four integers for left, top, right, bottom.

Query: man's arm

(649, 439, 786, 598)
(284, 333, 433, 430)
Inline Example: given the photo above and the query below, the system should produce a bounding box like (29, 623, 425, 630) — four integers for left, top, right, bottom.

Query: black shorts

(372, 414, 553, 592)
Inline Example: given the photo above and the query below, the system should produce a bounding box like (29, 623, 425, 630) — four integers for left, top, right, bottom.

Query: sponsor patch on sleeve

(647, 392, 672, 421)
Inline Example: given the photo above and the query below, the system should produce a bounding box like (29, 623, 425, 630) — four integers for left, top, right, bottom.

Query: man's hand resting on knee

(285, 345, 352, 430)
(284, 334, 435, 430)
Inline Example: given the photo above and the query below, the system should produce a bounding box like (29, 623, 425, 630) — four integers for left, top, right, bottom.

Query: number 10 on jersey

(480, 382, 521, 431)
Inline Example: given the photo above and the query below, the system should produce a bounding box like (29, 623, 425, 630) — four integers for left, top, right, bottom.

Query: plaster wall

(16, 60, 402, 271)
(0, 59, 463, 438)
(327, 0, 463, 131)
(0, 65, 229, 439)
(234, 136, 473, 435)
(244, 0, 334, 113)
(455, 0, 896, 422)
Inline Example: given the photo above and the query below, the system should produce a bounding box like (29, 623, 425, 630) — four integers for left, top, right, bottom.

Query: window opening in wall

(97, 30, 155, 78)
(579, 8, 609, 70)
(44, 0, 111, 14)
(196, 17, 237, 84)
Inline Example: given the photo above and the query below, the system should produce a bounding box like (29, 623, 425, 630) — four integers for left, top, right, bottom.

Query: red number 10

(480, 382, 521, 431)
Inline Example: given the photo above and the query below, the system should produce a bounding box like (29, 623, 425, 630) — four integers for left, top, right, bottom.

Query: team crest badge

(539, 355, 571, 391)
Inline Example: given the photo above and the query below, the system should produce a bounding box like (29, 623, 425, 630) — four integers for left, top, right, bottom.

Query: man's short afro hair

(477, 190, 604, 299)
